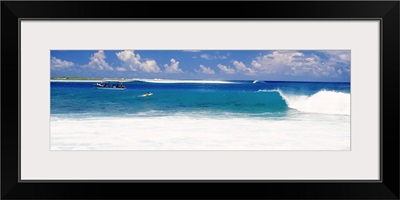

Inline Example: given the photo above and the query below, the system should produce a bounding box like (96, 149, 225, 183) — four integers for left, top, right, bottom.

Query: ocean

(50, 80, 351, 150)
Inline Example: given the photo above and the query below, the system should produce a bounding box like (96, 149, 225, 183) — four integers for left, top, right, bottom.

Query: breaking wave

(258, 89, 350, 115)
(131, 79, 236, 84)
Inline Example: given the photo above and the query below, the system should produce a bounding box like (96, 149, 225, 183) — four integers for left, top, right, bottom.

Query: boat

(94, 81, 126, 90)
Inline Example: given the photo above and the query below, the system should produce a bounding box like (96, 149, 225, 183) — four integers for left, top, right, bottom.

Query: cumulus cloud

(164, 59, 183, 74)
(51, 57, 75, 69)
(115, 50, 141, 71)
(195, 64, 215, 74)
(116, 50, 160, 73)
(217, 64, 235, 74)
(233, 61, 255, 75)
(116, 50, 141, 63)
(249, 50, 346, 77)
(82, 50, 113, 70)
(251, 51, 304, 73)
(140, 60, 160, 73)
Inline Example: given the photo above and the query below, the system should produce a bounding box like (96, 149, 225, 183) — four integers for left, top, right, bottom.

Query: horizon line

(50, 76, 350, 84)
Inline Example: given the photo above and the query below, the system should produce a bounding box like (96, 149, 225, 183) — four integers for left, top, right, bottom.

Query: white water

(133, 79, 236, 84)
(50, 78, 235, 84)
(51, 114, 350, 150)
(51, 80, 104, 83)
(258, 89, 350, 115)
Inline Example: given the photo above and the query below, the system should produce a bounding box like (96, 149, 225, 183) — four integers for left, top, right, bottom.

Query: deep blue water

(51, 80, 350, 118)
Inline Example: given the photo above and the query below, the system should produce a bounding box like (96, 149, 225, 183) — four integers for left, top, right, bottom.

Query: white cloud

(195, 64, 215, 75)
(200, 54, 211, 60)
(140, 60, 160, 73)
(164, 59, 183, 74)
(116, 50, 160, 73)
(233, 61, 255, 75)
(320, 50, 351, 63)
(251, 51, 304, 73)
(82, 50, 113, 70)
(200, 54, 228, 60)
(116, 50, 141, 63)
(250, 50, 341, 77)
(219, 56, 228, 59)
(251, 60, 262, 68)
(51, 57, 74, 69)
(115, 50, 141, 71)
(217, 64, 235, 74)
(248, 50, 352, 78)
(116, 67, 127, 71)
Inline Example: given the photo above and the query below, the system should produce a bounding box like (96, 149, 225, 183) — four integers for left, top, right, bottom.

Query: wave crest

(131, 79, 236, 84)
(258, 89, 350, 115)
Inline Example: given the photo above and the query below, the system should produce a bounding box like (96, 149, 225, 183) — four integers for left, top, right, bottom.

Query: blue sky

(51, 50, 350, 82)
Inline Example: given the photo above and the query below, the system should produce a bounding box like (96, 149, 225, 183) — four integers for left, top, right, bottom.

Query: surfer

(145, 92, 152, 96)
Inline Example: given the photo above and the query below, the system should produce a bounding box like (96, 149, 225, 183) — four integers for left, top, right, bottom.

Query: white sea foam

(51, 78, 237, 84)
(132, 78, 236, 84)
(50, 78, 239, 84)
(258, 89, 350, 115)
(50, 79, 131, 83)
(50, 114, 350, 150)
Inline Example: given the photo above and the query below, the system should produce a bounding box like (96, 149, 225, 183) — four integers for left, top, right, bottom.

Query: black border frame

(16, 18, 381, 184)
(2, 1, 399, 199)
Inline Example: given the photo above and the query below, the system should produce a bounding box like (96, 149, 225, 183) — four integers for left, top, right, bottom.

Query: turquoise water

(51, 80, 350, 118)
(50, 80, 351, 150)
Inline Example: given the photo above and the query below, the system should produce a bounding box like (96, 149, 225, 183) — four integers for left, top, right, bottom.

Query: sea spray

(258, 89, 350, 115)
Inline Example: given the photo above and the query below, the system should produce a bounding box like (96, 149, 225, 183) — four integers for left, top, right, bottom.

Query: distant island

(51, 76, 104, 80)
